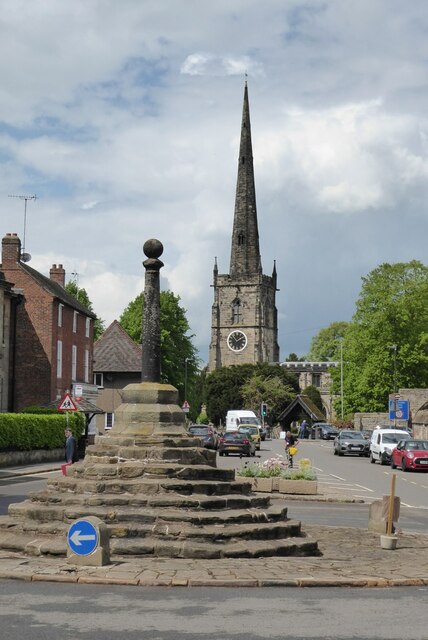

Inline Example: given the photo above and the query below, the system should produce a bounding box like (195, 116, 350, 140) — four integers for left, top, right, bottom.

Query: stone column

(141, 239, 164, 383)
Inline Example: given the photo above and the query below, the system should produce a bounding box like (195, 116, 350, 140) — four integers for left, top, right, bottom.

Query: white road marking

(354, 484, 374, 492)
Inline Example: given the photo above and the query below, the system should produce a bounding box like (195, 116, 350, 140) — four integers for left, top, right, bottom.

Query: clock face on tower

(227, 330, 247, 352)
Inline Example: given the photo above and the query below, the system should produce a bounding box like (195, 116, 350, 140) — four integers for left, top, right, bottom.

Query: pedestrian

(299, 420, 307, 439)
(285, 430, 298, 468)
(62, 428, 78, 476)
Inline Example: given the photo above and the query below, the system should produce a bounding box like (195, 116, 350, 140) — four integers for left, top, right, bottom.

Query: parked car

(390, 439, 428, 472)
(312, 423, 339, 440)
(188, 424, 218, 450)
(334, 430, 370, 457)
(238, 424, 261, 450)
(218, 431, 256, 457)
(369, 428, 410, 465)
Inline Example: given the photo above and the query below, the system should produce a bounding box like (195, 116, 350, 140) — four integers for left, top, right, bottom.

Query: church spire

(229, 82, 261, 277)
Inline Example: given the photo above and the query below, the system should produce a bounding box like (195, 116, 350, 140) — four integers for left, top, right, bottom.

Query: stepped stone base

(0, 382, 320, 560)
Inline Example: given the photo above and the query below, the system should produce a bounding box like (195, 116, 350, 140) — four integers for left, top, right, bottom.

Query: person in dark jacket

(64, 428, 78, 464)
(285, 430, 298, 468)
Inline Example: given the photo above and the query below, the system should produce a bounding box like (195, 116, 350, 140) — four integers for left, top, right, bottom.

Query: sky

(1, 0, 428, 365)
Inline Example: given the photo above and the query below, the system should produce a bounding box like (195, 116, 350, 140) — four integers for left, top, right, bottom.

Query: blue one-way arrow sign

(67, 519, 99, 556)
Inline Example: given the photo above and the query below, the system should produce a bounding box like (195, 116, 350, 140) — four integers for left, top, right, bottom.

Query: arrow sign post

(67, 517, 110, 566)
(67, 519, 99, 556)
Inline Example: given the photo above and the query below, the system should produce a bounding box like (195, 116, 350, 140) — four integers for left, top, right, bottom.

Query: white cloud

(2, 0, 428, 360)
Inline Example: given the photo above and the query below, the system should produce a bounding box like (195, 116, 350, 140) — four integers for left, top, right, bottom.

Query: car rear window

(224, 432, 245, 440)
(189, 427, 209, 435)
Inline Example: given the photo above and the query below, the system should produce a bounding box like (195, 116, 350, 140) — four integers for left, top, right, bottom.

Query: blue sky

(1, 0, 428, 365)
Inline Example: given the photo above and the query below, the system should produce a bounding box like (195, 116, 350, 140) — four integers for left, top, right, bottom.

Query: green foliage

(196, 410, 209, 425)
(333, 261, 428, 413)
(302, 385, 325, 414)
(65, 281, 105, 340)
(237, 455, 317, 479)
(0, 413, 84, 451)
(119, 290, 199, 394)
(205, 363, 299, 426)
(306, 321, 350, 361)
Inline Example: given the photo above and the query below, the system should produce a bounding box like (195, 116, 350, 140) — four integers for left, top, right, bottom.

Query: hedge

(0, 412, 85, 451)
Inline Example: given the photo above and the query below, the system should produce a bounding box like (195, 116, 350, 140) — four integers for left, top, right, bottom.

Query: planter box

(277, 479, 318, 495)
(235, 475, 317, 495)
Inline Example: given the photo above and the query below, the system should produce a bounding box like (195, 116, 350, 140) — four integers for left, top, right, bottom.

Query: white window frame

(84, 349, 89, 383)
(56, 340, 62, 378)
(58, 303, 64, 328)
(71, 345, 77, 381)
(85, 317, 91, 338)
(94, 372, 104, 388)
(73, 310, 78, 333)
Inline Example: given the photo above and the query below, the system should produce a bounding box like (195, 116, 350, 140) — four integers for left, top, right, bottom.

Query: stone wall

(0, 448, 63, 468)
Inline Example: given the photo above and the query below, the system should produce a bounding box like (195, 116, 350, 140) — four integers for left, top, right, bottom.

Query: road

(217, 437, 428, 507)
(1, 581, 428, 639)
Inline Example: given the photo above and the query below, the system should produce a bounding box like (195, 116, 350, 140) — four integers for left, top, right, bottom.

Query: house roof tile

(93, 320, 142, 373)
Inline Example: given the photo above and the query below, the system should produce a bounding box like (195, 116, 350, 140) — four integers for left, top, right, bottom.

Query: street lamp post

(184, 357, 189, 404)
(390, 344, 398, 427)
(339, 338, 344, 420)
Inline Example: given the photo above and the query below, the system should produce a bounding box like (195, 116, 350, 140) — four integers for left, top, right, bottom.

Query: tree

(335, 261, 428, 414)
(302, 385, 325, 414)
(65, 281, 105, 340)
(119, 290, 199, 396)
(307, 321, 350, 361)
(240, 374, 296, 425)
(205, 363, 299, 426)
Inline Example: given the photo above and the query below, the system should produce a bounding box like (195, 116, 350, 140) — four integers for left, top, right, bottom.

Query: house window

(72, 345, 77, 381)
(105, 412, 114, 430)
(57, 340, 62, 378)
(73, 311, 78, 333)
(85, 317, 91, 338)
(94, 372, 104, 388)
(58, 304, 64, 327)
(84, 349, 89, 383)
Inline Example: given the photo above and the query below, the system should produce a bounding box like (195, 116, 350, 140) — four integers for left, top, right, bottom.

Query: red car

(390, 439, 428, 471)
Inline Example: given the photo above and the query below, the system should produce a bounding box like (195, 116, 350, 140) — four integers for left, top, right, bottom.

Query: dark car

(334, 430, 370, 457)
(312, 423, 339, 440)
(188, 425, 218, 450)
(391, 439, 428, 471)
(218, 431, 256, 457)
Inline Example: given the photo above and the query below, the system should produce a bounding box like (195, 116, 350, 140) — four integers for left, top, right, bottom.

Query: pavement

(0, 461, 427, 588)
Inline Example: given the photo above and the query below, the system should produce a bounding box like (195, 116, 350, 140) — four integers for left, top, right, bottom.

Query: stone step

(84, 444, 216, 466)
(30, 490, 271, 511)
(0, 527, 319, 560)
(70, 462, 234, 482)
(110, 535, 319, 559)
(47, 477, 252, 496)
(7, 500, 288, 527)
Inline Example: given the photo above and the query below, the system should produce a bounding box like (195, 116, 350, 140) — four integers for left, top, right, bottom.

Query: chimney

(49, 264, 65, 287)
(2, 233, 21, 266)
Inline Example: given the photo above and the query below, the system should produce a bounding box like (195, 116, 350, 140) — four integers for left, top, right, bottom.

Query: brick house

(0, 270, 21, 412)
(92, 320, 142, 433)
(1, 232, 96, 411)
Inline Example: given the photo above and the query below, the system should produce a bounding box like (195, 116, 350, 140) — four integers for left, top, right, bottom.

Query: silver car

(334, 430, 370, 457)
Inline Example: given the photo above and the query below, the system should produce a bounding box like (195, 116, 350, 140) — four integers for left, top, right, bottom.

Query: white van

(225, 410, 260, 432)
(369, 427, 410, 465)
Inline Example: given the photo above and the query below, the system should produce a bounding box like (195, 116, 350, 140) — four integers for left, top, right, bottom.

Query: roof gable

(279, 394, 326, 423)
(20, 263, 96, 317)
(94, 320, 142, 372)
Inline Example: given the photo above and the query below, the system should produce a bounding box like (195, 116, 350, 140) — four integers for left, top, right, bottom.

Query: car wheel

(219, 452, 223, 457)
(391, 458, 396, 469)
(401, 458, 408, 472)
(252, 450, 256, 457)
(370, 453, 376, 464)
(333, 448, 337, 455)
(338, 451, 344, 456)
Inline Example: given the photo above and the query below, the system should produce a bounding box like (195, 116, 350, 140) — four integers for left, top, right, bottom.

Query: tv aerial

(8, 193, 38, 262)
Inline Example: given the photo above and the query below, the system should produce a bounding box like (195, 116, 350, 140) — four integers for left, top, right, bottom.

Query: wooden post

(386, 473, 396, 535)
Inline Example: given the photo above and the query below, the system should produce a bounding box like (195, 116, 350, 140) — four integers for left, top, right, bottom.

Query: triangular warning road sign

(58, 392, 78, 412)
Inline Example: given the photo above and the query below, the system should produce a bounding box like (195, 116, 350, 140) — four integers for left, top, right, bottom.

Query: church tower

(208, 84, 280, 370)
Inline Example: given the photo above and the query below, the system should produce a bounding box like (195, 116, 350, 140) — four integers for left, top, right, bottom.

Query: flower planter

(235, 476, 317, 495)
(277, 479, 318, 495)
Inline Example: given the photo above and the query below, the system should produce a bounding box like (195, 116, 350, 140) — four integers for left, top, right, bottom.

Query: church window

(238, 233, 245, 245)
(232, 300, 241, 324)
